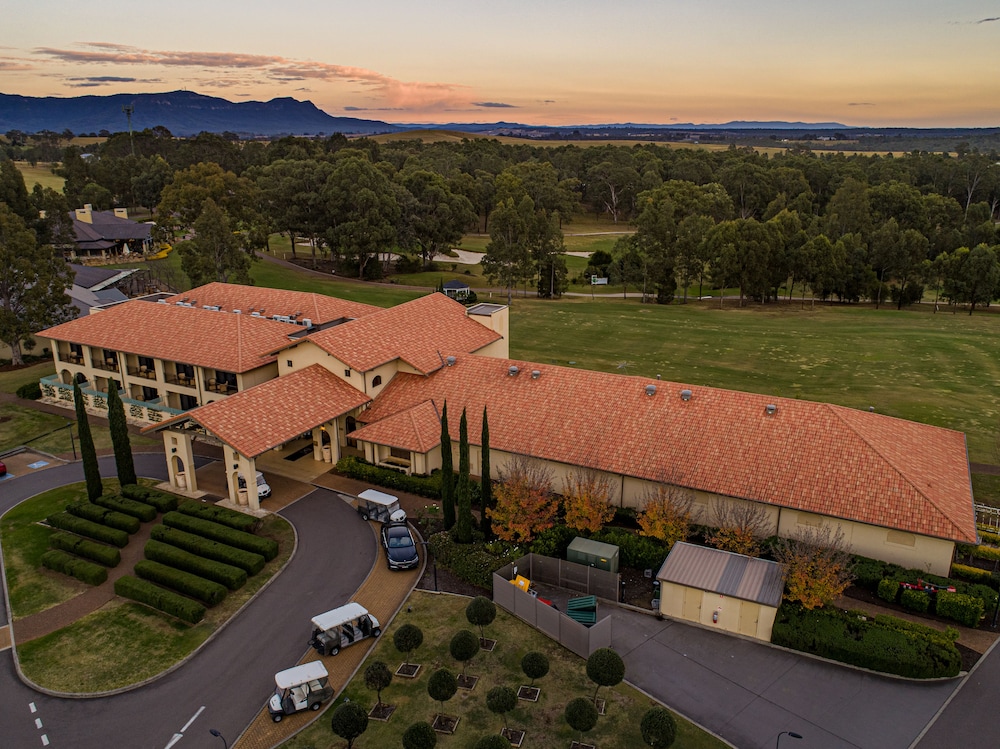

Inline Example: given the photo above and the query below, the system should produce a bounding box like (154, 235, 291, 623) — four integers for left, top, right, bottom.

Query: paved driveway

(609, 608, 959, 749)
(0, 454, 376, 748)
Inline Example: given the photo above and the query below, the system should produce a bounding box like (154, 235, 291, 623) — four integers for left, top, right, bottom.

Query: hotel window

(372, 375, 382, 387)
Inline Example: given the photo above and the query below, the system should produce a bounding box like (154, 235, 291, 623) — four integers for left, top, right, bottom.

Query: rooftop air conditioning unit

(508, 365, 519, 376)
(301, 318, 312, 328)
(645, 384, 657, 396)
(680, 389, 692, 401)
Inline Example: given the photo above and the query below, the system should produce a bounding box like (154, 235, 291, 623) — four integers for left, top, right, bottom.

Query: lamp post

(776, 731, 803, 749)
(209, 728, 229, 749)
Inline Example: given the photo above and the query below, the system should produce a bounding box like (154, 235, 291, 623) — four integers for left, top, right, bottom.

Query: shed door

(681, 586, 701, 621)
(738, 602, 760, 637)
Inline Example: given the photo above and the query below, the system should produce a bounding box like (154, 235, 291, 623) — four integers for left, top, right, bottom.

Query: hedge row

(937, 591, 986, 628)
(151, 525, 265, 574)
(951, 563, 994, 585)
(176, 500, 260, 533)
(144, 540, 247, 590)
(971, 545, 1000, 563)
(771, 603, 961, 678)
(977, 529, 1000, 547)
(336, 456, 452, 501)
(121, 484, 178, 513)
(114, 575, 206, 624)
(877, 578, 989, 627)
(46, 512, 129, 548)
(162, 512, 277, 561)
(49, 531, 121, 567)
(134, 560, 227, 606)
(94, 493, 157, 523)
(66, 501, 140, 534)
(41, 549, 108, 586)
(853, 553, 997, 606)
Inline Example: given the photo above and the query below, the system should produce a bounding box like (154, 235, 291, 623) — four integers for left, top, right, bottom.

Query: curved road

(0, 453, 376, 749)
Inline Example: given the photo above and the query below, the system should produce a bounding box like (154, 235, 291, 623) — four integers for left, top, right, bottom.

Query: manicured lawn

(281, 590, 726, 749)
(13, 161, 64, 191)
(0, 402, 157, 456)
(0, 361, 52, 394)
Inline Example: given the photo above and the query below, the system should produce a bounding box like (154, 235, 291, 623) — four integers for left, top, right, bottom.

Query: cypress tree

(106, 380, 136, 486)
(73, 382, 103, 501)
(440, 402, 455, 529)
(479, 406, 493, 540)
(455, 408, 472, 543)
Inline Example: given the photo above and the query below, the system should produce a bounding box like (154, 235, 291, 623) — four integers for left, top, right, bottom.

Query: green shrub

(162, 512, 278, 560)
(900, 588, 931, 613)
(121, 484, 178, 513)
(144, 539, 247, 590)
(134, 560, 227, 606)
(176, 500, 260, 532)
(66, 501, 140, 534)
(771, 604, 960, 678)
(49, 530, 121, 567)
(530, 525, 578, 558)
(46, 512, 129, 548)
(877, 578, 900, 604)
(972, 545, 1000, 562)
(41, 549, 108, 585)
(16, 381, 41, 400)
(978, 530, 1000, 547)
(336, 456, 442, 499)
(429, 532, 519, 589)
(848, 554, 906, 591)
(114, 575, 206, 624)
(935, 591, 985, 627)
(951, 563, 994, 585)
(94, 493, 157, 522)
(591, 527, 669, 571)
(150, 525, 265, 574)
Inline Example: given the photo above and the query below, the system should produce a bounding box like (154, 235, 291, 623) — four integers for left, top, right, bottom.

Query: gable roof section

(305, 292, 501, 374)
(40, 299, 301, 373)
(349, 400, 441, 453)
(359, 355, 976, 543)
(71, 210, 151, 245)
(164, 282, 381, 325)
(657, 542, 785, 608)
(68, 264, 139, 291)
(152, 364, 370, 457)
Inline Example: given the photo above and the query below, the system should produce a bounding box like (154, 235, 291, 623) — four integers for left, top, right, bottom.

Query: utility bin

(566, 537, 619, 573)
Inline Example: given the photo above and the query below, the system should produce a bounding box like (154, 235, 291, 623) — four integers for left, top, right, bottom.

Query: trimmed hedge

(900, 588, 931, 613)
(121, 484, 178, 513)
(162, 512, 277, 560)
(336, 456, 444, 500)
(772, 603, 960, 678)
(94, 493, 157, 522)
(591, 527, 669, 571)
(144, 540, 247, 590)
(49, 531, 121, 567)
(46, 512, 129, 548)
(66, 501, 140, 534)
(877, 578, 899, 604)
(971, 545, 1000, 563)
(134, 560, 227, 606)
(176, 500, 260, 533)
(16, 381, 41, 400)
(150, 525, 265, 574)
(41, 549, 108, 586)
(978, 529, 1000, 547)
(936, 591, 985, 627)
(114, 575, 206, 624)
(951, 563, 994, 585)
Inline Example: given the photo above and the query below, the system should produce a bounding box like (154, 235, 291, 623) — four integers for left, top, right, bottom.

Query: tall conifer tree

(73, 382, 102, 501)
(440, 402, 455, 529)
(480, 407, 494, 540)
(106, 379, 136, 485)
(455, 408, 473, 543)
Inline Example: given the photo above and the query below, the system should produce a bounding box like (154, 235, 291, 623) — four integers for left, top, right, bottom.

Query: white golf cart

(309, 602, 381, 656)
(267, 660, 334, 722)
(353, 489, 406, 523)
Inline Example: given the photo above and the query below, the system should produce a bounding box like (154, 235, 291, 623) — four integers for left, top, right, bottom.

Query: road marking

(41, 736, 49, 747)
(181, 706, 205, 732)
(35, 718, 43, 729)
(29, 702, 37, 713)
(164, 734, 183, 749)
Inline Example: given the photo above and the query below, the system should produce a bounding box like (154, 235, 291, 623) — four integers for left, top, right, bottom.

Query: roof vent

(508, 365, 519, 377)
(645, 384, 657, 396)
(446, 355, 456, 367)
(765, 404, 777, 416)
(251, 311, 261, 317)
(531, 369, 540, 379)
(680, 389, 692, 401)
(233, 309, 241, 314)
(656, 374, 661, 380)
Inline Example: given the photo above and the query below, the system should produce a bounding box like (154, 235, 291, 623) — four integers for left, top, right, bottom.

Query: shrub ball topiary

(427, 668, 457, 708)
(449, 629, 480, 676)
(402, 721, 437, 749)
(586, 646, 625, 702)
(466, 595, 497, 640)
(394, 623, 424, 665)
(474, 735, 511, 749)
(330, 701, 369, 749)
(565, 696, 599, 737)
(521, 651, 549, 686)
(640, 706, 677, 748)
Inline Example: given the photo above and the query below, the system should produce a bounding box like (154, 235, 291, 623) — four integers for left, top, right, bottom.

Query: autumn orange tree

(774, 525, 854, 610)
(707, 501, 771, 557)
(487, 455, 557, 543)
(562, 468, 616, 534)
(636, 481, 694, 550)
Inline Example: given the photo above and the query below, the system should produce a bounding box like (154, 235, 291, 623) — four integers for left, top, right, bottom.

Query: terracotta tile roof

(40, 299, 301, 373)
(359, 355, 976, 543)
(164, 282, 381, 324)
(305, 293, 501, 373)
(154, 364, 371, 457)
(349, 400, 441, 453)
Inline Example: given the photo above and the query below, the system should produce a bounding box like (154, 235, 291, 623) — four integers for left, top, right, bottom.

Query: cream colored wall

(468, 305, 509, 357)
(239, 363, 279, 389)
(363, 361, 398, 397)
(473, 338, 508, 360)
(658, 582, 776, 641)
(279, 340, 396, 392)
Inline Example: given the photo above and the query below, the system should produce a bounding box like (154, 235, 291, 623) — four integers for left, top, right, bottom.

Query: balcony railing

(206, 380, 237, 394)
(127, 365, 157, 380)
(40, 374, 184, 421)
(165, 373, 196, 388)
(92, 358, 119, 373)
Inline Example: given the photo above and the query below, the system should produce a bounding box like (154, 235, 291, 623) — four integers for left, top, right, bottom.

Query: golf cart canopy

(357, 489, 398, 507)
(311, 602, 369, 632)
(274, 660, 328, 689)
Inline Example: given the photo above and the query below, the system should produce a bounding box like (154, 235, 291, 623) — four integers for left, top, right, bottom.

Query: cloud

(975, 16, 1000, 23)
(848, 102, 875, 107)
(0, 58, 34, 72)
(473, 101, 516, 108)
(66, 75, 138, 83)
(35, 43, 472, 111)
(343, 105, 407, 112)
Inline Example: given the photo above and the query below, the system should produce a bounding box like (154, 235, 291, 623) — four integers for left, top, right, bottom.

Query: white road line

(35, 718, 43, 729)
(164, 734, 183, 749)
(41, 736, 49, 747)
(29, 702, 37, 713)
(180, 706, 205, 733)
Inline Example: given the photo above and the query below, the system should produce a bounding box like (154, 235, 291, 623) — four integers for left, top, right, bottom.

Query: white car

(238, 471, 271, 498)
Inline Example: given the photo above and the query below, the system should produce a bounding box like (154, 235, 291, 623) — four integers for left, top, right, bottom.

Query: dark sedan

(380, 521, 419, 570)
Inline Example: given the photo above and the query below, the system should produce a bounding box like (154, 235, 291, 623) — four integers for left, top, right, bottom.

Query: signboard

(591, 277, 609, 285)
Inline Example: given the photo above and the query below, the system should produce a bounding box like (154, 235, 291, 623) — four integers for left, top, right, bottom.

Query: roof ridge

(825, 403, 971, 541)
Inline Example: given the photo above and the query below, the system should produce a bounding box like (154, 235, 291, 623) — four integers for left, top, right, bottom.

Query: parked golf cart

(238, 470, 271, 498)
(309, 602, 381, 656)
(267, 661, 334, 722)
(352, 488, 405, 523)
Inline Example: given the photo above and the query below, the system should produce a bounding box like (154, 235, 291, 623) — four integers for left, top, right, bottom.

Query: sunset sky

(4, 1, 999, 127)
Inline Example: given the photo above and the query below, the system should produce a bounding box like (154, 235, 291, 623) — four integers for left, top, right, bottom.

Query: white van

(309, 602, 381, 656)
(238, 471, 271, 498)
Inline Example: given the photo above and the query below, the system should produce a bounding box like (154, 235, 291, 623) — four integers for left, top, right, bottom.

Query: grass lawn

(281, 590, 725, 749)
(11, 484, 294, 692)
(0, 361, 52, 394)
(13, 161, 64, 191)
(0, 402, 158, 456)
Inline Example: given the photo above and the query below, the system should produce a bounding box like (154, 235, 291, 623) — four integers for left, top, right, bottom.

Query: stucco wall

(660, 582, 777, 641)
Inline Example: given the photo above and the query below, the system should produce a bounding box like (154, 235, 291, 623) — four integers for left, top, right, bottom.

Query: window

(372, 375, 382, 387)
(287, 360, 293, 368)
(886, 530, 916, 547)
(796, 512, 823, 527)
(389, 446, 409, 461)
(179, 394, 199, 411)
(344, 369, 351, 377)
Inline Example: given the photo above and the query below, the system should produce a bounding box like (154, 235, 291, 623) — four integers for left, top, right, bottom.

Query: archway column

(162, 431, 197, 492)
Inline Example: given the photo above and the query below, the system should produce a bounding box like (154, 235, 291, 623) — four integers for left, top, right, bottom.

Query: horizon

(4, 1, 1000, 129)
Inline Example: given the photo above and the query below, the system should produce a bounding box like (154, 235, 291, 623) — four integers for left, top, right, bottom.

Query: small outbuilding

(442, 280, 471, 299)
(566, 536, 619, 573)
(656, 542, 784, 642)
